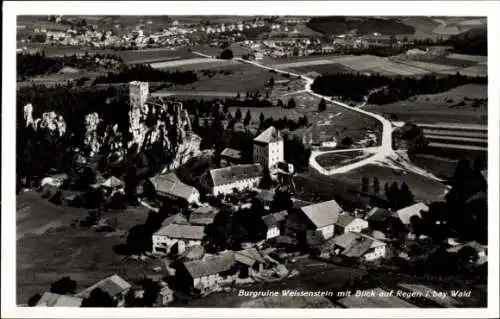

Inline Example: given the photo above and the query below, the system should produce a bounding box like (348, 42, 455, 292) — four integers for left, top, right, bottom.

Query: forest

(311, 72, 487, 104)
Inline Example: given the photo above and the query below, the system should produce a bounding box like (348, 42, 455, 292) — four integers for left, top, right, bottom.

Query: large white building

(253, 126, 284, 171)
(209, 164, 263, 196)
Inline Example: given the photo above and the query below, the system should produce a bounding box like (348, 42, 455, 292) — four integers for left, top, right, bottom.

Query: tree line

(93, 65, 198, 85)
(311, 72, 487, 104)
(17, 52, 124, 79)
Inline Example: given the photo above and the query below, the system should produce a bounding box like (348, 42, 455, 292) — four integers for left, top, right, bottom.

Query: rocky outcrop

(23, 103, 67, 137)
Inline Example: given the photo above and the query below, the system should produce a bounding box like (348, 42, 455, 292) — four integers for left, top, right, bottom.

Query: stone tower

(128, 81, 150, 149)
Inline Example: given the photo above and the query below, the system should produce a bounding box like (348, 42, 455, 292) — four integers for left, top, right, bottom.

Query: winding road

(192, 52, 444, 181)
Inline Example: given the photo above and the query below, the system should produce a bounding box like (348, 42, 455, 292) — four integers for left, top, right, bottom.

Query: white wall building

(253, 126, 284, 171)
(152, 224, 205, 255)
(209, 164, 263, 196)
(334, 213, 369, 234)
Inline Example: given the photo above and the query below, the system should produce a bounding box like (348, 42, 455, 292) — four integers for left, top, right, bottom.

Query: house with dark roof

(209, 164, 263, 196)
(334, 213, 368, 234)
(365, 207, 393, 232)
(331, 232, 387, 261)
(35, 292, 83, 307)
(152, 224, 206, 255)
(287, 200, 343, 245)
(76, 274, 131, 307)
(256, 189, 274, 210)
(260, 211, 288, 239)
(220, 147, 243, 166)
(175, 248, 266, 293)
(189, 211, 217, 226)
(150, 172, 200, 204)
(253, 126, 284, 170)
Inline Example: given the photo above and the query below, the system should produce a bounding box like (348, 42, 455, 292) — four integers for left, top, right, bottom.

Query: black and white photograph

(2, 1, 499, 318)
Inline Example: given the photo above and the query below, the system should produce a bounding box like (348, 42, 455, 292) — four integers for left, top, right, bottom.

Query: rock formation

(23, 103, 67, 137)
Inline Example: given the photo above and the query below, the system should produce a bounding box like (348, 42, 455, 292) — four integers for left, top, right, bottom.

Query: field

(166, 63, 291, 93)
(150, 58, 238, 69)
(364, 84, 487, 125)
(410, 154, 459, 180)
(331, 164, 448, 202)
(17, 191, 154, 304)
(315, 151, 372, 170)
(191, 43, 253, 58)
(289, 63, 355, 75)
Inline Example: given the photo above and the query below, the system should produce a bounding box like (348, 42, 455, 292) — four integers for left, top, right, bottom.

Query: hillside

(448, 27, 487, 55)
(306, 17, 415, 36)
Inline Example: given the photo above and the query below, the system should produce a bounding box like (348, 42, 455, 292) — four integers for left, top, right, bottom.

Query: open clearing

(364, 84, 487, 125)
(17, 191, 153, 304)
(315, 151, 373, 170)
(168, 63, 291, 93)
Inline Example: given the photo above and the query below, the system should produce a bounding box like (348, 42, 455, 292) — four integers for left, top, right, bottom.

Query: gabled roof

(261, 211, 288, 227)
(394, 202, 429, 225)
(334, 213, 355, 227)
(35, 292, 83, 307)
(220, 148, 242, 160)
(365, 207, 392, 222)
(183, 252, 235, 278)
(161, 213, 189, 227)
(193, 206, 219, 214)
(300, 200, 343, 228)
(254, 126, 282, 144)
(154, 224, 205, 240)
(76, 274, 131, 299)
(189, 212, 217, 225)
(101, 176, 124, 189)
(210, 164, 263, 187)
(234, 248, 266, 266)
(178, 245, 205, 261)
(150, 173, 199, 201)
(332, 232, 360, 249)
(342, 237, 374, 258)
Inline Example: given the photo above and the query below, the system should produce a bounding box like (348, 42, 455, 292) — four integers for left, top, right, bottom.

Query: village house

(35, 292, 83, 307)
(100, 176, 125, 196)
(220, 147, 243, 166)
(157, 286, 174, 306)
(331, 232, 388, 261)
(40, 173, 68, 188)
(152, 224, 205, 255)
(189, 211, 217, 226)
(334, 213, 369, 234)
(253, 126, 284, 171)
(175, 248, 266, 293)
(76, 274, 131, 307)
(260, 210, 288, 240)
(149, 172, 200, 204)
(393, 202, 429, 225)
(209, 164, 263, 196)
(365, 207, 393, 232)
(287, 200, 343, 246)
(178, 245, 205, 262)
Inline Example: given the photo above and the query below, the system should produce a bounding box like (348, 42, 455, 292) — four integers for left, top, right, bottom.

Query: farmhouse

(332, 232, 387, 261)
(100, 176, 125, 196)
(256, 189, 275, 210)
(393, 202, 429, 225)
(209, 164, 263, 196)
(220, 147, 243, 166)
(287, 200, 343, 245)
(189, 211, 217, 226)
(157, 286, 174, 306)
(175, 248, 265, 293)
(260, 211, 289, 239)
(150, 172, 200, 204)
(35, 292, 83, 307)
(152, 224, 205, 255)
(334, 213, 369, 234)
(365, 207, 393, 232)
(253, 126, 284, 171)
(76, 274, 131, 307)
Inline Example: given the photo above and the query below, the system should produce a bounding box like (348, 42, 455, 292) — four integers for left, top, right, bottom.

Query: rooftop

(254, 126, 283, 144)
(183, 252, 235, 278)
(394, 202, 429, 225)
(101, 176, 124, 189)
(35, 292, 83, 307)
(300, 200, 343, 229)
(262, 211, 288, 227)
(154, 224, 206, 240)
(76, 274, 131, 299)
(150, 173, 199, 201)
(210, 164, 263, 187)
(334, 213, 355, 227)
(365, 207, 392, 222)
(189, 212, 217, 226)
(220, 147, 242, 160)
